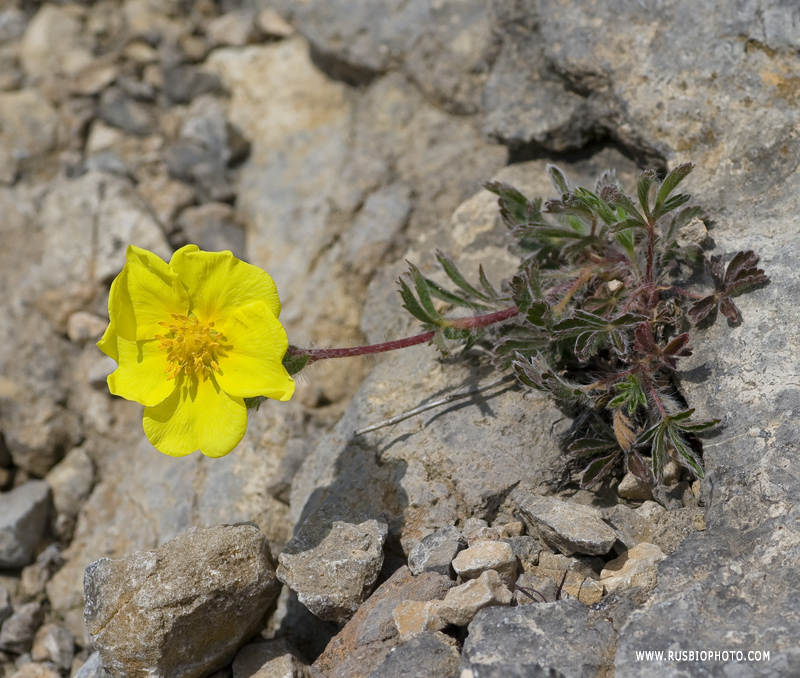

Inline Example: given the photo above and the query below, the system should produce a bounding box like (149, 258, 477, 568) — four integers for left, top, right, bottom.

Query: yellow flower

(98, 245, 295, 457)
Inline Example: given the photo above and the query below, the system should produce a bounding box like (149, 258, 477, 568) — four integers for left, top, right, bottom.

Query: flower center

(155, 313, 226, 380)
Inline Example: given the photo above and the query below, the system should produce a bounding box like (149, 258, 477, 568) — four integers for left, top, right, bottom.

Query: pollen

(154, 314, 226, 380)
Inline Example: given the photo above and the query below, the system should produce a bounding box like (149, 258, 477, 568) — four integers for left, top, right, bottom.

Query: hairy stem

(290, 306, 519, 363)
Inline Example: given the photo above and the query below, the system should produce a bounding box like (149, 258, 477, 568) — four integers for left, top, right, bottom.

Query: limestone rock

(0, 602, 43, 655)
(276, 504, 388, 624)
(463, 600, 615, 677)
(451, 541, 517, 588)
(30, 623, 74, 671)
(392, 600, 447, 639)
(45, 447, 95, 542)
(437, 570, 512, 627)
(0, 482, 51, 569)
(364, 633, 460, 678)
(312, 567, 453, 678)
(84, 524, 281, 678)
(407, 526, 466, 577)
(513, 492, 617, 556)
(601, 543, 667, 595)
(231, 638, 309, 678)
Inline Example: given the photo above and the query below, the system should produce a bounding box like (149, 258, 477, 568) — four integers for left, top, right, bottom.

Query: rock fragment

(407, 526, 465, 577)
(85, 524, 281, 678)
(31, 623, 74, 671)
(451, 541, 517, 587)
(601, 543, 667, 594)
(364, 632, 460, 678)
(437, 570, 512, 627)
(513, 492, 617, 556)
(231, 638, 309, 678)
(0, 481, 51, 568)
(276, 504, 387, 624)
(0, 601, 43, 654)
(312, 567, 453, 677)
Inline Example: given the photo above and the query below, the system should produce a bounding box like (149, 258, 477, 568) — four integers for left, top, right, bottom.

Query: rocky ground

(0, 1, 798, 677)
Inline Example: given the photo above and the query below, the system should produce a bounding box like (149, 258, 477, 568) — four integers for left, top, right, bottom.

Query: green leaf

(483, 181, 533, 229)
(654, 163, 694, 212)
(408, 262, 442, 319)
(547, 164, 570, 194)
(436, 251, 490, 302)
(423, 277, 487, 310)
(281, 352, 311, 376)
(398, 277, 437, 325)
(567, 437, 617, 458)
(478, 264, 500, 299)
(580, 451, 621, 488)
(636, 169, 657, 220)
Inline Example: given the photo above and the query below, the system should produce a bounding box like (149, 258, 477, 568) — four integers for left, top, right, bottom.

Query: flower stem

(289, 306, 519, 364)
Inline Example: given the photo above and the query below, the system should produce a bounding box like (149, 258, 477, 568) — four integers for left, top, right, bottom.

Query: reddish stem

(289, 306, 520, 363)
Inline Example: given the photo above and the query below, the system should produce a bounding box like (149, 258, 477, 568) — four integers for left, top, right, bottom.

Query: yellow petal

(108, 246, 190, 342)
(105, 336, 176, 407)
(142, 375, 247, 458)
(97, 321, 118, 362)
(169, 246, 281, 326)
(215, 302, 295, 401)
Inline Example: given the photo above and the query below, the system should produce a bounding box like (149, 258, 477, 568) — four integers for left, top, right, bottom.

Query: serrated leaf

(436, 251, 490, 302)
(526, 300, 551, 328)
(567, 437, 617, 458)
(666, 427, 704, 478)
(580, 451, 621, 488)
(399, 277, 437, 324)
(687, 295, 717, 323)
(547, 164, 570, 194)
(608, 191, 646, 225)
(483, 180, 532, 228)
(655, 192, 691, 217)
(478, 264, 500, 299)
(407, 262, 442, 321)
(637, 169, 657, 219)
(719, 297, 740, 323)
(424, 277, 487, 310)
(654, 163, 694, 212)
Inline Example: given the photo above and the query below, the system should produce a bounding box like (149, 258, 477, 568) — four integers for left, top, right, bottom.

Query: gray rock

(436, 570, 512, 627)
(8, 662, 62, 678)
(19, 4, 92, 83)
(500, 536, 541, 572)
(176, 203, 246, 260)
(601, 504, 651, 551)
(365, 632, 459, 678)
(451, 542, 517, 588)
(45, 447, 94, 542)
(0, 588, 10, 626)
(84, 524, 281, 678)
(513, 493, 617, 557)
(71, 652, 109, 678)
(164, 141, 233, 202)
(600, 543, 666, 595)
(0, 482, 51, 569)
(97, 87, 157, 137)
(312, 567, 454, 677)
(407, 526, 466, 577)
(0, 90, 59, 166)
(30, 623, 74, 671)
(0, 602, 43, 655)
(231, 638, 309, 678)
(162, 65, 224, 105)
(276, 504, 388, 624)
(462, 600, 615, 677)
(206, 11, 257, 48)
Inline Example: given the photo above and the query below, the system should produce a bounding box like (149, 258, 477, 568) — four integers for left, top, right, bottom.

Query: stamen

(155, 314, 227, 381)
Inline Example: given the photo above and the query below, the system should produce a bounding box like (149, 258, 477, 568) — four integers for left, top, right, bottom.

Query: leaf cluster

(399, 163, 768, 487)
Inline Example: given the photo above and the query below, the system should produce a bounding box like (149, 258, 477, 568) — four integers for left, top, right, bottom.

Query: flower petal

(105, 336, 176, 407)
(108, 246, 190, 342)
(169, 245, 282, 326)
(143, 375, 247, 458)
(215, 302, 295, 401)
